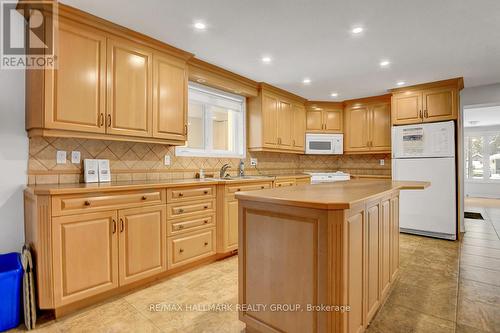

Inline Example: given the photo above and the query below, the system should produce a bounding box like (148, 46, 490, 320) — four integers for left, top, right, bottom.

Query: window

(465, 131, 500, 182)
(176, 83, 246, 158)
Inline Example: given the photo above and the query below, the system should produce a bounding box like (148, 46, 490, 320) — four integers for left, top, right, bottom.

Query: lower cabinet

(52, 205, 166, 306)
(167, 228, 216, 269)
(366, 201, 380, 323)
(390, 195, 400, 279)
(380, 198, 391, 299)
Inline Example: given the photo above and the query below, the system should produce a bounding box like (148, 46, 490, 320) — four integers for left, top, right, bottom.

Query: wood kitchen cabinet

(306, 102, 343, 133)
(344, 96, 391, 153)
(248, 83, 307, 153)
(366, 200, 381, 323)
(390, 78, 463, 125)
(25, 4, 191, 145)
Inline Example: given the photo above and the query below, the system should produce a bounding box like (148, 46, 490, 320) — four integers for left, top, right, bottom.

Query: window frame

(464, 125, 500, 184)
(175, 82, 246, 158)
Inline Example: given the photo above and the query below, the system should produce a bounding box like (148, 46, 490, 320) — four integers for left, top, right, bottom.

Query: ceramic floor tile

(461, 245, 500, 259)
(457, 295, 500, 332)
(456, 323, 490, 333)
(462, 238, 500, 250)
(460, 253, 500, 271)
(460, 265, 500, 287)
(459, 279, 500, 307)
(464, 232, 500, 241)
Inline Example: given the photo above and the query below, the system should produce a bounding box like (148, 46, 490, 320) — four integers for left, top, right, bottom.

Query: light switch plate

(71, 151, 81, 164)
(250, 158, 258, 166)
(164, 155, 171, 166)
(380, 159, 385, 166)
(56, 151, 67, 164)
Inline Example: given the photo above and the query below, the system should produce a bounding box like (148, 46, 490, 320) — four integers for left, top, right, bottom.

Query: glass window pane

(211, 106, 230, 151)
(466, 136, 484, 179)
(187, 101, 204, 149)
(489, 134, 500, 180)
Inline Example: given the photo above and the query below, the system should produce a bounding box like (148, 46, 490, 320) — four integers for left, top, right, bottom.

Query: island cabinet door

(390, 196, 400, 280)
(380, 198, 392, 299)
(365, 201, 381, 323)
(224, 199, 239, 251)
(52, 211, 119, 306)
(344, 207, 365, 333)
(118, 205, 167, 286)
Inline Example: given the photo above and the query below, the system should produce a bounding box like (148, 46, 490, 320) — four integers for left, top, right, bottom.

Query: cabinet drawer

(167, 199, 215, 219)
(168, 214, 215, 236)
(296, 178, 311, 185)
(52, 189, 165, 216)
(226, 182, 272, 194)
(275, 180, 296, 187)
(168, 228, 216, 268)
(167, 185, 215, 202)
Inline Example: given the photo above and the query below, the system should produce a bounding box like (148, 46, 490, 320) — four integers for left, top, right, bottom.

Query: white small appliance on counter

(84, 159, 111, 183)
(305, 133, 343, 154)
(307, 171, 350, 184)
(392, 120, 456, 240)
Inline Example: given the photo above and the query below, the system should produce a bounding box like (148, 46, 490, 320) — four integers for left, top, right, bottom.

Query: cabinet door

(366, 203, 380, 323)
(380, 199, 391, 299)
(423, 87, 456, 122)
(277, 100, 293, 148)
(345, 106, 370, 152)
(262, 93, 279, 147)
(324, 109, 343, 132)
(225, 199, 239, 251)
(45, 19, 106, 133)
(306, 110, 323, 131)
(52, 211, 118, 306)
(392, 92, 422, 125)
(292, 104, 306, 150)
(345, 210, 365, 333)
(152, 53, 187, 141)
(118, 205, 166, 285)
(370, 103, 391, 151)
(107, 37, 153, 137)
(390, 196, 400, 280)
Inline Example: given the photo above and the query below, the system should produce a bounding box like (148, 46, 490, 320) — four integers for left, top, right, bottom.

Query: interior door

(277, 100, 293, 148)
(392, 92, 422, 125)
(324, 109, 343, 132)
(107, 37, 153, 137)
(345, 106, 370, 152)
(423, 87, 456, 122)
(370, 103, 391, 151)
(292, 104, 306, 150)
(118, 205, 166, 285)
(152, 53, 187, 141)
(306, 110, 323, 131)
(52, 211, 118, 306)
(45, 19, 106, 133)
(262, 93, 279, 147)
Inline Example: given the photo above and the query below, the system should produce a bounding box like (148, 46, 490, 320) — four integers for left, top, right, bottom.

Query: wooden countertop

(26, 174, 311, 195)
(235, 179, 429, 210)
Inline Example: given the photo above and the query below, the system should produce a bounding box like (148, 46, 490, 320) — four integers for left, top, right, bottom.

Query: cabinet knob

(179, 248, 184, 253)
(178, 208, 184, 213)
(204, 242, 208, 246)
(178, 225, 184, 229)
(204, 205, 208, 209)
(178, 193, 184, 197)
(204, 220, 208, 224)
(84, 200, 91, 206)
(261, 186, 265, 189)
(203, 190, 208, 194)
(141, 196, 147, 200)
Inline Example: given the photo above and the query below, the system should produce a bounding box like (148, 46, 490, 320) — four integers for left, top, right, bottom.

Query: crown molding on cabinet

(258, 82, 307, 104)
(388, 77, 464, 93)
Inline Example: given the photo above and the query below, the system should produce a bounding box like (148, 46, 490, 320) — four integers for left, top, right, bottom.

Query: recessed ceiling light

(396, 81, 405, 86)
(352, 27, 363, 34)
(380, 60, 390, 67)
(193, 22, 206, 30)
(303, 78, 311, 84)
(330, 92, 339, 98)
(261, 56, 272, 64)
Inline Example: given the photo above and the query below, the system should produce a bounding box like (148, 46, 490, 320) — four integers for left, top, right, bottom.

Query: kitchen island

(235, 179, 429, 333)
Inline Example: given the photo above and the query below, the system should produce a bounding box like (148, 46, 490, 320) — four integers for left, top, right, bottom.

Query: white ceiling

(464, 105, 500, 127)
(60, 0, 500, 101)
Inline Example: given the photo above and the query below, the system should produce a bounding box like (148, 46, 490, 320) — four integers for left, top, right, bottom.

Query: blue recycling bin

(0, 253, 22, 332)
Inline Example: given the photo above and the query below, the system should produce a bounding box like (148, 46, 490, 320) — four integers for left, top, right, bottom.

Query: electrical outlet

(164, 155, 171, 166)
(250, 158, 258, 166)
(56, 151, 67, 164)
(380, 159, 385, 166)
(71, 151, 81, 164)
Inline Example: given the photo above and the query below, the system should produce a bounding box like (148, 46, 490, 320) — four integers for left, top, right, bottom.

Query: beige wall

(28, 137, 391, 184)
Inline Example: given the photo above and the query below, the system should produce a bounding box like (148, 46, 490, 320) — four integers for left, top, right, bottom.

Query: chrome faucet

(220, 164, 231, 178)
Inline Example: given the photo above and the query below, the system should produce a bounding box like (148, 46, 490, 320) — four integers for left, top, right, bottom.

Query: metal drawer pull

(120, 218, 124, 233)
(204, 242, 208, 246)
(84, 200, 91, 206)
(112, 219, 116, 234)
(179, 248, 184, 253)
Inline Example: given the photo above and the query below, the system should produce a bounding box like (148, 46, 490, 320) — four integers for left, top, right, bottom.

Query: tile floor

(10, 198, 500, 333)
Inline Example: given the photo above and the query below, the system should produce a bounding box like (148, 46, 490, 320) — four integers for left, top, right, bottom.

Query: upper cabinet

(25, 5, 192, 145)
(344, 95, 391, 153)
(390, 78, 463, 125)
(248, 84, 306, 154)
(305, 102, 343, 133)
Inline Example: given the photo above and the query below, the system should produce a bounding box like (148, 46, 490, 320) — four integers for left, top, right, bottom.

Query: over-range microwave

(305, 133, 343, 154)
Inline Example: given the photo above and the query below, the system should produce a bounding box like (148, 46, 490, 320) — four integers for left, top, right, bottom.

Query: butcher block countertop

(235, 179, 429, 210)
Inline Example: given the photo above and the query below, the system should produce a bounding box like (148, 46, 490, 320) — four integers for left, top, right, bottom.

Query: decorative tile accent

(27, 137, 391, 184)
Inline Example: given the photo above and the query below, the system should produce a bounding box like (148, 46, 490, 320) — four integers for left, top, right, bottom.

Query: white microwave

(305, 133, 343, 154)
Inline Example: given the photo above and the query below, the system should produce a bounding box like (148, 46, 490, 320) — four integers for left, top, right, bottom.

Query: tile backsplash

(28, 137, 391, 184)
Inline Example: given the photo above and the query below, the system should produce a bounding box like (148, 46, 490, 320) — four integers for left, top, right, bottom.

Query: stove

(307, 172, 351, 184)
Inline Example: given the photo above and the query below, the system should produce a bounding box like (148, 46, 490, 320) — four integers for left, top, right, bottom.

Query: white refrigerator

(392, 121, 456, 240)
